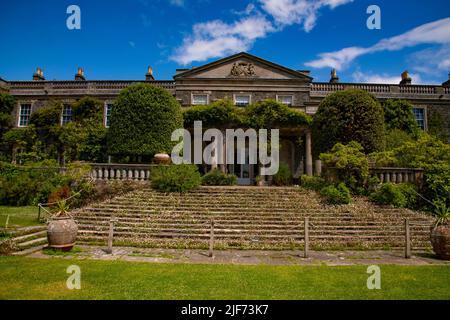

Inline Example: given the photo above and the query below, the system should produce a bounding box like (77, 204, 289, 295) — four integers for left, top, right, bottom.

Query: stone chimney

(32, 67, 45, 81)
(146, 66, 154, 81)
(329, 68, 339, 83)
(75, 67, 86, 81)
(400, 70, 412, 85)
(442, 73, 450, 87)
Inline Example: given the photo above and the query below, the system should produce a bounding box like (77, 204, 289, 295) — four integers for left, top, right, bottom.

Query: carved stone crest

(229, 62, 256, 77)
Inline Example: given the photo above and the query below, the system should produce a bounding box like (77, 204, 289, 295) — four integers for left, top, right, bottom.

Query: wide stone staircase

(73, 186, 433, 251)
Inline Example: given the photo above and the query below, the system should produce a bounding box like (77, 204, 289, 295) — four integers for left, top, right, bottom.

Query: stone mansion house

(1, 52, 450, 184)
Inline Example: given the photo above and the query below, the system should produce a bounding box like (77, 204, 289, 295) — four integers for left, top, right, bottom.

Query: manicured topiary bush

(151, 164, 201, 193)
(107, 84, 183, 160)
(201, 169, 237, 186)
(320, 183, 351, 205)
(312, 89, 385, 156)
(272, 163, 292, 186)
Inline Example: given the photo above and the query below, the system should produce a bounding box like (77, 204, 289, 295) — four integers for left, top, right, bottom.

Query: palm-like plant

(433, 199, 450, 228)
(52, 199, 71, 217)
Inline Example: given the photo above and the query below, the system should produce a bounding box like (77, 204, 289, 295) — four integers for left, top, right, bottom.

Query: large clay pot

(47, 217, 78, 251)
(430, 225, 450, 260)
(154, 153, 171, 164)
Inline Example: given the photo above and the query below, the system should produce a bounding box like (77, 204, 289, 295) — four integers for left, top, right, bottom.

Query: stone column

(305, 130, 313, 176)
(314, 160, 322, 176)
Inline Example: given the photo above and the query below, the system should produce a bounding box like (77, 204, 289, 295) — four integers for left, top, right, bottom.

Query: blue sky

(0, 0, 449, 84)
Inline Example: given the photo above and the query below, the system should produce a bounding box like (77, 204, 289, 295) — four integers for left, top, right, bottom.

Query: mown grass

(0, 206, 42, 228)
(0, 256, 449, 300)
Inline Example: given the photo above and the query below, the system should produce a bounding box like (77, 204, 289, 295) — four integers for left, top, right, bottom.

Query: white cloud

(409, 44, 450, 74)
(259, 0, 354, 32)
(171, 0, 353, 64)
(306, 17, 450, 69)
(352, 71, 423, 84)
(171, 15, 274, 65)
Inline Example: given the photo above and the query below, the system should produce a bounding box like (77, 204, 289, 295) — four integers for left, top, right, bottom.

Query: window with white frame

(192, 94, 208, 105)
(234, 95, 250, 107)
(104, 103, 113, 128)
(413, 108, 425, 130)
(277, 95, 293, 106)
(18, 104, 32, 127)
(61, 105, 73, 125)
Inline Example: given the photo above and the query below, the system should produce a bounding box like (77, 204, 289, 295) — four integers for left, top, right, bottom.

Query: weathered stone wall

(176, 90, 309, 108)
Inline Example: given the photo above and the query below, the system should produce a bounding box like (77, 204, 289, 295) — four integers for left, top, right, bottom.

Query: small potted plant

(255, 175, 265, 187)
(47, 199, 78, 251)
(430, 200, 450, 260)
(153, 152, 171, 164)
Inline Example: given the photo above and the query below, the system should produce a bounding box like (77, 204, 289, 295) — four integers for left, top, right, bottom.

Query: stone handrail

(90, 163, 157, 181)
(369, 167, 424, 185)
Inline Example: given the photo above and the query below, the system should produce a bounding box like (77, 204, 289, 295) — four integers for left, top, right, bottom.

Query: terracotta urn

(154, 153, 171, 164)
(430, 225, 450, 260)
(47, 217, 78, 251)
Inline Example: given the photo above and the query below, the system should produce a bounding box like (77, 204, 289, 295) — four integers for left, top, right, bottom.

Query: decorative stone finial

(146, 65, 154, 81)
(75, 67, 86, 81)
(33, 67, 45, 81)
(400, 70, 411, 85)
(329, 68, 339, 83)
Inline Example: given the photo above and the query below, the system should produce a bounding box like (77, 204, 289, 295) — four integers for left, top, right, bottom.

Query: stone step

(17, 237, 47, 249)
(12, 244, 47, 256)
(11, 230, 47, 243)
(75, 221, 430, 232)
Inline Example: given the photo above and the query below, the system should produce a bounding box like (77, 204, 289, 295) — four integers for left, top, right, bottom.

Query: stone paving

(27, 245, 450, 266)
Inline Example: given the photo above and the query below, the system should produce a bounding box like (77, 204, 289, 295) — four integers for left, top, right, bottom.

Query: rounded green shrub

(202, 169, 237, 186)
(312, 89, 385, 156)
(151, 164, 201, 193)
(382, 99, 419, 136)
(301, 175, 326, 191)
(320, 141, 369, 193)
(107, 84, 183, 159)
(370, 183, 408, 208)
(320, 183, 351, 205)
(272, 163, 292, 186)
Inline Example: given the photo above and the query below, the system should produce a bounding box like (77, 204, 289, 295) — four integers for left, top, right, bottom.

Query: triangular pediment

(174, 52, 312, 81)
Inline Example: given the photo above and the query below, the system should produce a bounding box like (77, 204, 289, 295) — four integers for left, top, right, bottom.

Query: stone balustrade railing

(90, 163, 157, 181)
(369, 167, 424, 185)
(311, 83, 447, 96)
(8, 80, 176, 92)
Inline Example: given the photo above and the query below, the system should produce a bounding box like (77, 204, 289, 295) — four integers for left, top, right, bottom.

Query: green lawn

(0, 206, 42, 228)
(0, 256, 449, 300)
